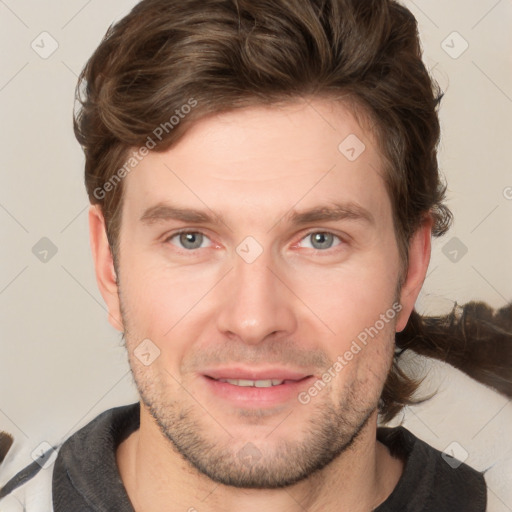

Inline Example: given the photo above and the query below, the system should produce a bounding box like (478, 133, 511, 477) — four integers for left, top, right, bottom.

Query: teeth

(218, 379, 285, 387)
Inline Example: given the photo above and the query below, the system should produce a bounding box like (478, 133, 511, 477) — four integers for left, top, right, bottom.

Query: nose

(215, 244, 298, 345)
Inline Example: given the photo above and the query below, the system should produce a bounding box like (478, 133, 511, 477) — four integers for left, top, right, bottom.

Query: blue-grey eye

(181, 232, 202, 249)
(171, 232, 208, 250)
(301, 232, 340, 250)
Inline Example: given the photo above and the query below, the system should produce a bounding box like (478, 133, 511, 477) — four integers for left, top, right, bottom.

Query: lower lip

(201, 375, 314, 407)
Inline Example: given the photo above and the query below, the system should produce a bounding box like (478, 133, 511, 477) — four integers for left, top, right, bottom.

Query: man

(3, 0, 509, 509)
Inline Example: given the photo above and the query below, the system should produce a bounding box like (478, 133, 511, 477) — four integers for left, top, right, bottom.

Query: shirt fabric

(0, 402, 487, 511)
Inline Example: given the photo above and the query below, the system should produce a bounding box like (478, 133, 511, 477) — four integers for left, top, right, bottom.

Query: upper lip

(202, 367, 312, 381)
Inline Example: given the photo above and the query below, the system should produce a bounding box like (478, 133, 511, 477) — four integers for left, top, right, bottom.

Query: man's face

(110, 99, 406, 487)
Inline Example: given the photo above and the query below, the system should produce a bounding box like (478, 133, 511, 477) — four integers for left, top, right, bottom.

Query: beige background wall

(1, 0, 511, 509)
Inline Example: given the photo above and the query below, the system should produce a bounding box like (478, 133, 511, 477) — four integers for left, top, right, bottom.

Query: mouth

(200, 368, 315, 407)
(212, 378, 301, 387)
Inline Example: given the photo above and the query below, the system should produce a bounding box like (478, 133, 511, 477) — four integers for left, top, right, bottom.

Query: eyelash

(163, 229, 346, 255)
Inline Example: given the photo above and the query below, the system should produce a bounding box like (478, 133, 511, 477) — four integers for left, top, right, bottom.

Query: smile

(216, 379, 290, 387)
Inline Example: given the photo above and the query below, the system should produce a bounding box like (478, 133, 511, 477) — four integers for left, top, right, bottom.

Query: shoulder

(0, 446, 57, 511)
(377, 426, 487, 512)
(0, 403, 139, 512)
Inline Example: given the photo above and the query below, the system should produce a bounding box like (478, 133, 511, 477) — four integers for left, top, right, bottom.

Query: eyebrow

(139, 201, 374, 227)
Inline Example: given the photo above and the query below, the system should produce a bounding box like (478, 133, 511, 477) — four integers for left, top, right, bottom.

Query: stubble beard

(117, 283, 394, 489)
(124, 340, 385, 488)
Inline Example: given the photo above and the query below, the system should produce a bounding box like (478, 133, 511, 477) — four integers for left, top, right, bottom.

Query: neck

(117, 403, 403, 512)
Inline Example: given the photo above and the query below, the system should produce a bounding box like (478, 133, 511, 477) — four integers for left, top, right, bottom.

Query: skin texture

(90, 98, 432, 512)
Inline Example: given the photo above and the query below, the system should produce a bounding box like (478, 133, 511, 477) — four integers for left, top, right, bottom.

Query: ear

(89, 205, 124, 332)
(395, 216, 433, 332)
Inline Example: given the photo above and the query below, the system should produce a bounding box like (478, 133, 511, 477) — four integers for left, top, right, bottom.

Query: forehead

(122, 98, 391, 227)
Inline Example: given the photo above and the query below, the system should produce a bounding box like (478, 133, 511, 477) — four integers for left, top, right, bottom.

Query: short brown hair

(74, 0, 451, 260)
(75, 0, 512, 421)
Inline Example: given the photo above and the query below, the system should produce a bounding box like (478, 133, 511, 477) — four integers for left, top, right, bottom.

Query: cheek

(289, 246, 400, 394)
(120, 254, 201, 324)
(294, 252, 400, 344)
(319, 316, 396, 406)
(118, 259, 215, 367)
